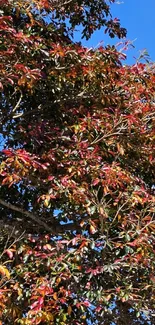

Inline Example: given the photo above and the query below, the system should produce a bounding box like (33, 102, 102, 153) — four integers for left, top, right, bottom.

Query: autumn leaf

(0, 265, 10, 279)
(68, 305, 72, 315)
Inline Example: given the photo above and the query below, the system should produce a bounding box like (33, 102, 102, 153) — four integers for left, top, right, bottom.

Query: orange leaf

(53, 292, 57, 300)
(90, 225, 97, 234)
(0, 265, 10, 279)
(117, 143, 124, 155)
(68, 305, 72, 315)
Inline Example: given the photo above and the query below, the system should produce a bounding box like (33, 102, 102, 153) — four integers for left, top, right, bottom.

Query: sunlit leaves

(0, 0, 154, 325)
(0, 265, 10, 279)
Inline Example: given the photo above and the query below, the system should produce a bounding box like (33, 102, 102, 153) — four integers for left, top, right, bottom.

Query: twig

(91, 131, 124, 145)
(12, 91, 23, 113)
(0, 228, 25, 260)
(107, 199, 130, 234)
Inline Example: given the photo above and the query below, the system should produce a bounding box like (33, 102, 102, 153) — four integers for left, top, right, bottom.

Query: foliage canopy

(0, 1, 154, 324)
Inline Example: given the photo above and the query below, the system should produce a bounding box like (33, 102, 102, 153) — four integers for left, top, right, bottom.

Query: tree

(0, 0, 154, 324)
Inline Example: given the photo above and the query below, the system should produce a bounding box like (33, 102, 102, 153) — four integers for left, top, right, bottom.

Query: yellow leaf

(56, 277, 61, 285)
(99, 206, 104, 215)
(117, 143, 124, 155)
(44, 198, 50, 208)
(0, 265, 10, 279)
(68, 305, 72, 315)
(80, 220, 85, 227)
(90, 225, 96, 234)
(62, 313, 67, 321)
(53, 292, 57, 300)
(45, 312, 54, 322)
(18, 76, 26, 87)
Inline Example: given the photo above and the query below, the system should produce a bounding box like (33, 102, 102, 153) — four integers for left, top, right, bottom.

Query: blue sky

(74, 0, 155, 65)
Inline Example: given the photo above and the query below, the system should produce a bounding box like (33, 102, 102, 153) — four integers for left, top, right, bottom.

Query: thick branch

(0, 199, 54, 233)
(0, 199, 88, 234)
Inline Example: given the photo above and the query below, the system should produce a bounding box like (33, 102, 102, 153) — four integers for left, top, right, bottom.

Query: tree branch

(0, 199, 90, 234)
(0, 199, 54, 233)
(12, 91, 23, 113)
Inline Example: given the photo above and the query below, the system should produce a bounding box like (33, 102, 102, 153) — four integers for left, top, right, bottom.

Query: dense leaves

(0, 1, 154, 324)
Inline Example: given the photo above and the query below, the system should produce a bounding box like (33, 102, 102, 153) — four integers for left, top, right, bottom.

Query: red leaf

(0, 81, 3, 90)
(92, 178, 100, 186)
(2, 149, 13, 156)
(5, 249, 14, 259)
(83, 300, 90, 307)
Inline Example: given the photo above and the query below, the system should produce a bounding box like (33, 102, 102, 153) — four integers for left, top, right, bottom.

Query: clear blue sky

(74, 0, 155, 64)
